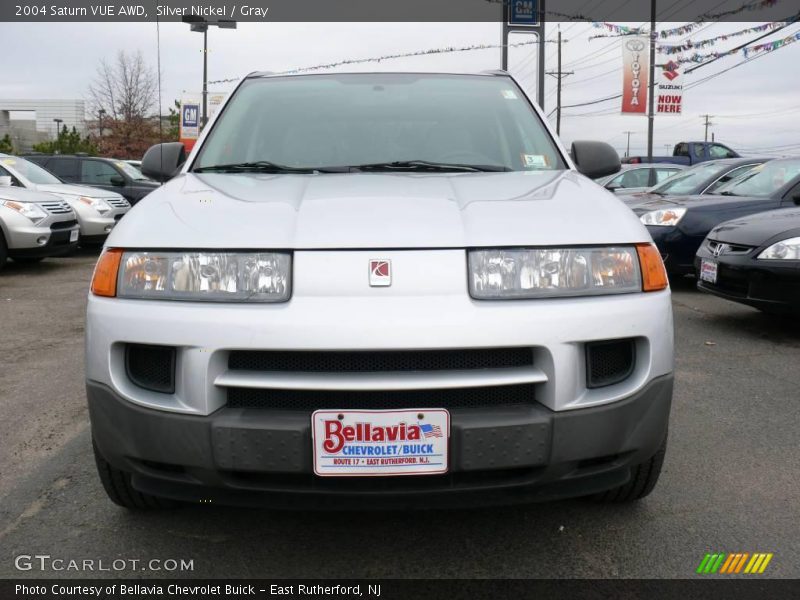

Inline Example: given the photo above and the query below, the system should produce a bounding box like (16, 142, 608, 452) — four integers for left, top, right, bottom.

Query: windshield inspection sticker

(501, 89, 519, 99)
(522, 154, 549, 169)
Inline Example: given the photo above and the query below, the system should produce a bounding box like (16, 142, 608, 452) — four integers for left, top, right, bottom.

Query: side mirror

(605, 182, 622, 192)
(110, 175, 126, 187)
(571, 141, 621, 180)
(0, 176, 11, 187)
(141, 142, 186, 182)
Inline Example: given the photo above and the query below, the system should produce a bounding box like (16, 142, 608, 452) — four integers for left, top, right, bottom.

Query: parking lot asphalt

(1, 254, 798, 579)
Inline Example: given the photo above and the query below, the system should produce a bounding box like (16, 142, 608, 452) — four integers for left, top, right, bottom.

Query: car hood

(107, 171, 652, 249)
(0, 185, 63, 204)
(628, 193, 769, 215)
(709, 207, 800, 247)
(34, 183, 124, 200)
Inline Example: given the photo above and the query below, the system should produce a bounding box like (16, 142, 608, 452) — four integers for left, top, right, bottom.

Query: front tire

(0, 233, 7, 270)
(594, 433, 667, 503)
(93, 439, 178, 510)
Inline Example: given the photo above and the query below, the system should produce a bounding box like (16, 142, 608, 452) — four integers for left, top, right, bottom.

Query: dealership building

(0, 99, 87, 151)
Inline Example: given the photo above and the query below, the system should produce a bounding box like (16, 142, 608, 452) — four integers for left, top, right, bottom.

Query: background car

(0, 154, 130, 245)
(24, 154, 159, 205)
(633, 158, 800, 275)
(0, 182, 79, 269)
(696, 208, 800, 314)
(623, 158, 769, 206)
(596, 163, 686, 195)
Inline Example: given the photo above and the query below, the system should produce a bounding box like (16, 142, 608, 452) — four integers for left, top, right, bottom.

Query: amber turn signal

(91, 248, 123, 297)
(636, 243, 669, 292)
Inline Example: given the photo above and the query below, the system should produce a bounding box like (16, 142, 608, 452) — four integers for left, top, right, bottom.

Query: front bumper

(647, 226, 706, 275)
(6, 221, 79, 257)
(89, 374, 672, 508)
(694, 249, 800, 313)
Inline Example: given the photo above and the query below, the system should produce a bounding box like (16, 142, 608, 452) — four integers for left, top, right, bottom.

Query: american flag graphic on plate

(420, 423, 443, 438)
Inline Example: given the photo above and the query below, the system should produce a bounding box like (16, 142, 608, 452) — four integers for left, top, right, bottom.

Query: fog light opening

(36, 235, 48, 245)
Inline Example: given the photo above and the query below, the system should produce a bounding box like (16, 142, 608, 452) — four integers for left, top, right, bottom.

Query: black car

(23, 155, 159, 205)
(623, 158, 768, 207)
(631, 159, 800, 275)
(695, 208, 800, 314)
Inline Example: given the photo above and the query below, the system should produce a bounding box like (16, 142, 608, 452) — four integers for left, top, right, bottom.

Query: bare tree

(89, 50, 157, 122)
(87, 50, 163, 158)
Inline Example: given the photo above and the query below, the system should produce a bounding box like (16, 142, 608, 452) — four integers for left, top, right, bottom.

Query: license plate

(69, 229, 79, 243)
(700, 259, 717, 284)
(312, 409, 449, 477)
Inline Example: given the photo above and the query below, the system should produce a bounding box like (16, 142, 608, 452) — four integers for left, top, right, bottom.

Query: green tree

(0, 134, 14, 154)
(32, 126, 98, 155)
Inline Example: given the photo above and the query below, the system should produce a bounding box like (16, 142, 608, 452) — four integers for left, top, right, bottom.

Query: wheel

(0, 233, 7, 271)
(93, 439, 178, 510)
(11, 256, 44, 264)
(594, 432, 667, 503)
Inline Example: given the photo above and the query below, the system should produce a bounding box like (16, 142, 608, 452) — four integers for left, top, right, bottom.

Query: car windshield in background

(717, 160, 800, 197)
(193, 74, 566, 173)
(114, 160, 150, 181)
(651, 162, 726, 195)
(1, 156, 61, 185)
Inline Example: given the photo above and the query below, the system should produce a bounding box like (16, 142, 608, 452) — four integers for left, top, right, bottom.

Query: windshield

(716, 160, 800, 197)
(1, 156, 61, 185)
(113, 159, 150, 181)
(193, 74, 566, 172)
(650, 162, 726, 195)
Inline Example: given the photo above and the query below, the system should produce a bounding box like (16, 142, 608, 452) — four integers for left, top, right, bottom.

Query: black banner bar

(1, 0, 795, 23)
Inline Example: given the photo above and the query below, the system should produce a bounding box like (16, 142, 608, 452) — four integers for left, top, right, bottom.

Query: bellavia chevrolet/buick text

(85, 71, 673, 510)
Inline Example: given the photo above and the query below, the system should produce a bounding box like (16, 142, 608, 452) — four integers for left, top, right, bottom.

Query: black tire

(93, 439, 178, 510)
(11, 256, 45, 263)
(0, 233, 7, 271)
(594, 433, 667, 503)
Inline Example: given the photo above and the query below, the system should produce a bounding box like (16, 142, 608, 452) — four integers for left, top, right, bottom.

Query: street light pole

(183, 16, 236, 129)
(53, 118, 63, 140)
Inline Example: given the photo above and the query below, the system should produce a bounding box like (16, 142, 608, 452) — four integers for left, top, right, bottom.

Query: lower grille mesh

(226, 384, 536, 411)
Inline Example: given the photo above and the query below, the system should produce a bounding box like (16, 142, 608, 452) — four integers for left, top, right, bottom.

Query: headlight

(640, 208, 687, 227)
(78, 196, 111, 215)
(0, 200, 47, 224)
(469, 247, 642, 299)
(757, 237, 800, 260)
(117, 251, 291, 302)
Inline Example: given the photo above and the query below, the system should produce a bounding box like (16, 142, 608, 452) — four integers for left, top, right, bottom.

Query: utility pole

(623, 131, 635, 157)
(646, 0, 656, 163)
(702, 114, 715, 142)
(546, 29, 573, 135)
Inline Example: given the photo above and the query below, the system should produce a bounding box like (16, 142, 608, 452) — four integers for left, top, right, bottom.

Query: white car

(86, 72, 673, 510)
(0, 154, 130, 245)
(0, 182, 79, 269)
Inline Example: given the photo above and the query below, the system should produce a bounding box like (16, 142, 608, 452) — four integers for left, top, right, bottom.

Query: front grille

(226, 384, 536, 411)
(39, 200, 72, 214)
(50, 219, 77, 230)
(126, 344, 176, 394)
(106, 197, 129, 208)
(706, 239, 753, 256)
(586, 339, 635, 388)
(228, 348, 534, 373)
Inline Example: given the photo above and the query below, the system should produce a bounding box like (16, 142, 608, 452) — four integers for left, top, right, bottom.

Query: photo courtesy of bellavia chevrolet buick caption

(85, 72, 673, 510)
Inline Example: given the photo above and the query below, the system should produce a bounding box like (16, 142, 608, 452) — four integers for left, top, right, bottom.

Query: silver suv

(86, 72, 673, 509)
(0, 154, 130, 245)
(0, 183, 79, 268)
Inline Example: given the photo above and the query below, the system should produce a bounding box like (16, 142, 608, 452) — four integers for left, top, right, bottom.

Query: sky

(2, 13, 800, 158)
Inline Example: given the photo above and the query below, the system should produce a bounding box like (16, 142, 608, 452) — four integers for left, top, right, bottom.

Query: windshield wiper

(192, 161, 336, 174)
(340, 160, 511, 173)
(719, 191, 740, 196)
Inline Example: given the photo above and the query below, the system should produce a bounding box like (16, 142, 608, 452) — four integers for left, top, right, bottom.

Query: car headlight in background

(78, 196, 112, 215)
(757, 237, 800, 260)
(469, 247, 644, 299)
(0, 199, 48, 224)
(91, 250, 291, 302)
(640, 208, 687, 227)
